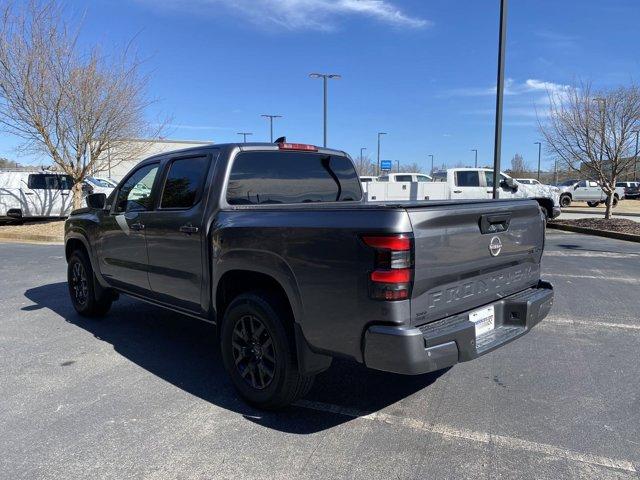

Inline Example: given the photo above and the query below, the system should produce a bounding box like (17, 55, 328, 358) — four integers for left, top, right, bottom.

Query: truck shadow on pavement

(23, 282, 447, 434)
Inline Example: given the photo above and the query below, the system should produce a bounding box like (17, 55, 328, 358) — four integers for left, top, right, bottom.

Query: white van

(0, 171, 75, 221)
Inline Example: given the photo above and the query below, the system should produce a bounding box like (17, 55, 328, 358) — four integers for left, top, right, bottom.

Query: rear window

(395, 175, 413, 182)
(456, 171, 480, 187)
(226, 151, 362, 205)
(160, 156, 209, 209)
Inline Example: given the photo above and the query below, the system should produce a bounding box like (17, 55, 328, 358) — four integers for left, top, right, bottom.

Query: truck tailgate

(407, 200, 544, 326)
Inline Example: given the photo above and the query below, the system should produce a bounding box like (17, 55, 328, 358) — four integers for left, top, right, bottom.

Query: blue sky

(1, 0, 639, 172)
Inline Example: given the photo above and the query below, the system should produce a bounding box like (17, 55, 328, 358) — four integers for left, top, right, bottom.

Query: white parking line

(543, 273, 640, 285)
(545, 316, 640, 331)
(544, 251, 639, 259)
(294, 400, 637, 473)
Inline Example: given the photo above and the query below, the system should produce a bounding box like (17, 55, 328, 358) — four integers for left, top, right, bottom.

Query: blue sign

(380, 160, 392, 171)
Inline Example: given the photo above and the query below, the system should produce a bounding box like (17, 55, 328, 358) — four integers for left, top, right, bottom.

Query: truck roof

(140, 142, 349, 164)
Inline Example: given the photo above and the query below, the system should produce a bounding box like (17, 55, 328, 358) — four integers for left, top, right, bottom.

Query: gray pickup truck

(65, 142, 554, 408)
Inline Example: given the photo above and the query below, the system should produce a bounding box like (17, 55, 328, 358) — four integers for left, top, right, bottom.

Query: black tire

(560, 194, 572, 208)
(539, 206, 549, 223)
(220, 292, 314, 409)
(612, 196, 619, 207)
(587, 201, 600, 207)
(67, 249, 112, 317)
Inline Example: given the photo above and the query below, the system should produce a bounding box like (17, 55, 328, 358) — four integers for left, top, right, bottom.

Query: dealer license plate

(469, 305, 495, 338)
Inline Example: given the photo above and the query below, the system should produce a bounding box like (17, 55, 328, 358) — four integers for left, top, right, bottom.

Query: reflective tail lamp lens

(362, 234, 413, 301)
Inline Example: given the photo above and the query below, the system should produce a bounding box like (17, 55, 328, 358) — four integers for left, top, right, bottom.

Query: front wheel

(560, 195, 572, 208)
(67, 250, 112, 317)
(612, 196, 619, 207)
(587, 201, 600, 207)
(220, 292, 314, 409)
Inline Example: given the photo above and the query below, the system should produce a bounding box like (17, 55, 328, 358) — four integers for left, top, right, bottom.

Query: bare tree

(398, 162, 424, 173)
(540, 82, 640, 218)
(353, 154, 376, 176)
(509, 153, 529, 175)
(0, 1, 162, 208)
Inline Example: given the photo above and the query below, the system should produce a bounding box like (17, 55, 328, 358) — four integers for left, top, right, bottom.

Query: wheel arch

(534, 197, 554, 218)
(213, 252, 332, 375)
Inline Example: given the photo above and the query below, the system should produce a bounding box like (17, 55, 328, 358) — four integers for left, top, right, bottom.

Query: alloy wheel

(231, 314, 276, 390)
(71, 261, 89, 307)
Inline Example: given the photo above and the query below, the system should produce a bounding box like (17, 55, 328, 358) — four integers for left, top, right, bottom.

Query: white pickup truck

(364, 168, 561, 219)
(556, 179, 625, 208)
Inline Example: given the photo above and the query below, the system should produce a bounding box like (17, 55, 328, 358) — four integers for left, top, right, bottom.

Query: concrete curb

(0, 232, 63, 244)
(563, 208, 640, 218)
(547, 222, 640, 243)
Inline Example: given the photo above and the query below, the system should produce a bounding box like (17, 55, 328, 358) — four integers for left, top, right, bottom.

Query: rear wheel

(220, 292, 314, 409)
(67, 250, 112, 317)
(587, 201, 600, 207)
(612, 196, 619, 207)
(560, 194, 572, 208)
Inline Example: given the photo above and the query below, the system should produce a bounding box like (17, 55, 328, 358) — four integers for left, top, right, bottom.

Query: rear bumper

(363, 281, 554, 375)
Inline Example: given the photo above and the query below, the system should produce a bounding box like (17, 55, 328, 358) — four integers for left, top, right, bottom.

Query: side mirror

(501, 177, 518, 191)
(573, 184, 579, 190)
(86, 193, 106, 209)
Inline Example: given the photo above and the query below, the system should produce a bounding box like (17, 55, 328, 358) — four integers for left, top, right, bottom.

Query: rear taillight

(362, 234, 413, 301)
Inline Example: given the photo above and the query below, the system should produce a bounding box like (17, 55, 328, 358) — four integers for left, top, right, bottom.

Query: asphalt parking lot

(1, 231, 639, 479)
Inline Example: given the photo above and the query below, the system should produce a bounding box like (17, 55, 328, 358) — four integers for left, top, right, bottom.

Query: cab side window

(114, 164, 159, 213)
(457, 171, 480, 187)
(160, 156, 209, 209)
(396, 175, 413, 182)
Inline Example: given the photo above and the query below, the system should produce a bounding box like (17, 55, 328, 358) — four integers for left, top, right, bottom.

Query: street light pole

(309, 73, 341, 147)
(237, 132, 253, 143)
(534, 142, 542, 180)
(377, 132, 387, 176)
(471, 149, 478, 168)
(429, 154, 434, 175)
(492, 0, 508, 199)
(261, 114, 283, 142)
(632, 129, 639, 181)
(396, 160, 400, 173)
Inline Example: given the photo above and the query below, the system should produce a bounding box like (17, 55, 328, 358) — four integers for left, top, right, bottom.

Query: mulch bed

(550, 218, 640, 236)
(0, 219, 65, 241)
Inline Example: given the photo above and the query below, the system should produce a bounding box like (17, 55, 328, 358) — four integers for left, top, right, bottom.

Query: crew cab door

(143, 153, 214, 312)
(98, 162, 160, 293)
(450, 170, 485, 199)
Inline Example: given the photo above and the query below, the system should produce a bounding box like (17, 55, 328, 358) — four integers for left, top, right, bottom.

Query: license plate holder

(469, 305, 495, 338)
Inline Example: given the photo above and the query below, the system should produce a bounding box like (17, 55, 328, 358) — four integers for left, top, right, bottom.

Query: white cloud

(144, 0, 430, 31)
(523, 79, 569, 94)
(446, 78, 568, 98)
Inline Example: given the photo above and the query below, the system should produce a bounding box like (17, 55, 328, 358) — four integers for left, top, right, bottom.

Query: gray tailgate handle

(479, 213, 510, 234)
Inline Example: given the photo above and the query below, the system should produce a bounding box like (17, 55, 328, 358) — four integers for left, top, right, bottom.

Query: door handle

(61, 192, 69, 196)
(130, 222, 145, 231)
(487, 190, 493, 193)
(179, 225, 199, 234)
(24, 192, 34, 195)
(453, 190, 462, 194)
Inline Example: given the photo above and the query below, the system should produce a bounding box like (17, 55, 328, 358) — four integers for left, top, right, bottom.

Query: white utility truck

(365, 168, 561, 219)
